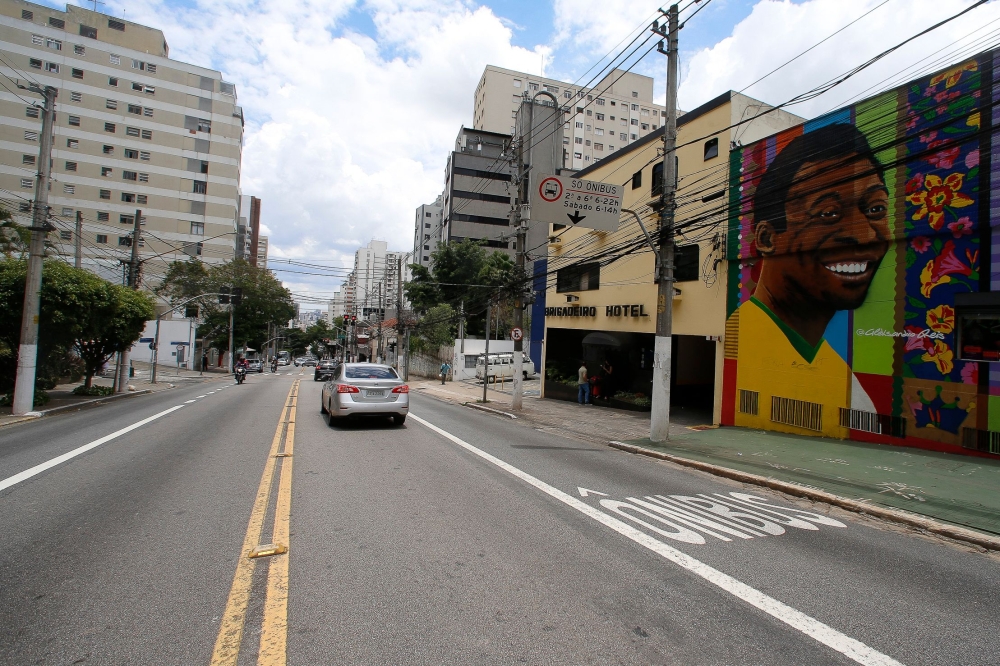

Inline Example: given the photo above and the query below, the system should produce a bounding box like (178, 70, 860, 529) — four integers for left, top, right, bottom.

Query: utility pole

(12, 85, 57, 416)
(117, 208, 141, 392)
(74, 210, 82, 269)
(395, 255, 403, 368)
(227, 303, 234, 373)
(511, 131, 527, 411)
(650, 5, 679, 442)
(482, 302, 491, 404)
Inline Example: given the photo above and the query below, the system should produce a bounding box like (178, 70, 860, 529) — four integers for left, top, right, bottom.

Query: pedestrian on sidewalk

(439, 361, 451, 384)
(600, 357, 614, 401)
(202, 353, 209, 372)
(577, 360, 590, 405)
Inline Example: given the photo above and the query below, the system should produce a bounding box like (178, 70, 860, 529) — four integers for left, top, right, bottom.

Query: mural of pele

(722, 52, 999, 457)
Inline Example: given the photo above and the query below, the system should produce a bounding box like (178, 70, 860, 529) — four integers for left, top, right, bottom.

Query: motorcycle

(235, 367, 247, 385)
(271, 360, 278, 373)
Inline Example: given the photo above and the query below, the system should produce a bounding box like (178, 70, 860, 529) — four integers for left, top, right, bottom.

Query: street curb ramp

(608, 440, 1000, 553)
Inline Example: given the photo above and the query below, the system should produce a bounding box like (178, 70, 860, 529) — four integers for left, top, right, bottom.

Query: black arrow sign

(567, 210, 587, 225)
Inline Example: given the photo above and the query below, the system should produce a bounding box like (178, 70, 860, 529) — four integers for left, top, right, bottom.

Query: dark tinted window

(675, 244, 699, 282)
(345, 366, 398, 379)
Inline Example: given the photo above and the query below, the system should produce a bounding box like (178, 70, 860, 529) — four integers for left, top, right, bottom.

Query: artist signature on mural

(856, 327, 945, 340)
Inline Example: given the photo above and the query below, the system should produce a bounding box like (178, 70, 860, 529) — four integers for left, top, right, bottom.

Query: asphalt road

(1, 370, 998, 665)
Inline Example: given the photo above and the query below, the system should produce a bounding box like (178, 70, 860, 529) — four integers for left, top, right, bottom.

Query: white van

(475, 352, 536, 383)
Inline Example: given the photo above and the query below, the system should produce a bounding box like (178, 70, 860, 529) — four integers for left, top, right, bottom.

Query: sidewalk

(412, 376, 1000, 541)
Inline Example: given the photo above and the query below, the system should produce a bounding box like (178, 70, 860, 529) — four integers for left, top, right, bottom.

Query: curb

(0, 389, 158, 428)
(608, 440, 1000, 552)
(463, 402, 518, 419)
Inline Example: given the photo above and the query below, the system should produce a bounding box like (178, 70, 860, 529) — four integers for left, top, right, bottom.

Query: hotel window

(65, 161, 77, 172)
(96, 234, 107, 244)
(585, 140, 591, 146)
(63, 184, 75, 194)
(22, 154, 35, 165)
(575, 122, 583, 128)
(641, 108, 650, 116)
(25, 106, 39, 118)
(68, 115, 80, 126)
(620, 132, 627, 141)
(674, 245, 699, 282)
(556, 263, 600, 293)
(608, 145, 614, 151)
(595, 128, 603, 136)
(110, 54, 121, 65)
(631, 103, 638, 110)
(575, 137, 582, 144)
(631, 133, 637, 140)
(97, 212, 109, 221)
(631, 118, 638, 125)
(191, 221, 205, 235)
(704, 137, 719, 160)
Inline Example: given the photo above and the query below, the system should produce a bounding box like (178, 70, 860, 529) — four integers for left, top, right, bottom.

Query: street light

(150, 293, 219, 384)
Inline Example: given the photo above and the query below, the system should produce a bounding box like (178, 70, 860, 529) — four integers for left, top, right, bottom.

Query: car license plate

(366, 390, 385, 397)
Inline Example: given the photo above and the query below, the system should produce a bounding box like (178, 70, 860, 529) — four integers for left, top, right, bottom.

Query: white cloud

(678, 0, 1000, 118)
(94, 0, 549, 302)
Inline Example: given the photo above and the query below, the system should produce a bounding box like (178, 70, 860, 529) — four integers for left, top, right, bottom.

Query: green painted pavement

(625, 426, 1000, 537)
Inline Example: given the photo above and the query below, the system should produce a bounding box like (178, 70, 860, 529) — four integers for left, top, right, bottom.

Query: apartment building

(256, 234, 268, 268)
(236, 194, 261, 265)
(0, 1, 242, 286)
(412, 193, 443, 268)
(440, 126, 515, 258)
(473, 65, 665, 171)
(345, 240, 410, 321)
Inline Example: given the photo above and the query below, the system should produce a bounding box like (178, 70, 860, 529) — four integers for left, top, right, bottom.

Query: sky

(44, 0, 1000, 306)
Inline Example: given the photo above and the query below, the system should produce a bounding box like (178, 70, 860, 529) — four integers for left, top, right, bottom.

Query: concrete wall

(128, 318, 197, 369)
(452, 338, 514, 381)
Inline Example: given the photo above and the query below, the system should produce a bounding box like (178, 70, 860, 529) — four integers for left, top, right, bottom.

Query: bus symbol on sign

(539, 177, 562, 202)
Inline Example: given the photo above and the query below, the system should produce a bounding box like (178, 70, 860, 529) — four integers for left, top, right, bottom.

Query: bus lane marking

(409, 413, 903, 666)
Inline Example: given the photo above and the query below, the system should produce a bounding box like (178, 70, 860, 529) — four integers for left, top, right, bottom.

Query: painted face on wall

(754, 153, 889, 344)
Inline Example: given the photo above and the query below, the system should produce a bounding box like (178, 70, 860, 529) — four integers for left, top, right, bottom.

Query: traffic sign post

(533, 174, 624, 232)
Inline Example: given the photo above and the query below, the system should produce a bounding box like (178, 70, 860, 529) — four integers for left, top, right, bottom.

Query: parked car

(321, 363, 408, 426)
(314, 360, 338, 382)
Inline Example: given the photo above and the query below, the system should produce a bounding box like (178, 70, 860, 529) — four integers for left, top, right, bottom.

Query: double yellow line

(211, 380, 298, 666)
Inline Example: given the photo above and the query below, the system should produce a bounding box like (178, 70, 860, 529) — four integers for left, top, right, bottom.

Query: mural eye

(865, 203, 887, 218)
(813, 208, 840, 222)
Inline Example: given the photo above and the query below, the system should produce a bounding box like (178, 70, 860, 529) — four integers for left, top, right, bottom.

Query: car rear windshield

(345, 366, 398, 380)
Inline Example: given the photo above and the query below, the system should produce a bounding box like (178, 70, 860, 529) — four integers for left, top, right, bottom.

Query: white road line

(408, 413, 904, 666)
(185, 400, 197, 404)
(196, 395, 207, 398)
(0, 405, 185, 494)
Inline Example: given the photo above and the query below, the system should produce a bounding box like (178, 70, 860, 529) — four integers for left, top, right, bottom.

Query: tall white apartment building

(350, 239, 411, 320)
(473, 65, 665, 171)
(0, 1, 242, 286)
(412, 193, 443, 268)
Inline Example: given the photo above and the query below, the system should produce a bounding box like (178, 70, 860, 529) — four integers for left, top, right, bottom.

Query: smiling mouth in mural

(819, 250, 884, 286)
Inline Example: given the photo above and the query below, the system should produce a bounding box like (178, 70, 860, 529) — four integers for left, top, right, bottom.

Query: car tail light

(391, 385, 409, 394)
(337, 384, 360, 393)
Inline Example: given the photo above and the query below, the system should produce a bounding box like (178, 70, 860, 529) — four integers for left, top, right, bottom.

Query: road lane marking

(210, 381, 298, 666)
(259, 383, 296, 665)
(185, 400, 197, 404)
(0, 405, 185, 494)
(408, 413, 904, 666)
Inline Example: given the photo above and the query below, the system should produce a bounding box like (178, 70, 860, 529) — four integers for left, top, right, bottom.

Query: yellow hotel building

(540, 91, 801, 421)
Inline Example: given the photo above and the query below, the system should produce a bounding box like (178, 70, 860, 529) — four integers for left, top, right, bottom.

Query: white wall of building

(128, 318, 197, 369)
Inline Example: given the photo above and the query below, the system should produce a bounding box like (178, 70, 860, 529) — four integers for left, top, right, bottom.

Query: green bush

(72, 384, 114, 397)
(613, 391, 651, 407)
(0, 390, 49, 407)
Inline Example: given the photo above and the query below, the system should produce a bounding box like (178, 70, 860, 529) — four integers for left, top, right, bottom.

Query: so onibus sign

(533, 174, 623, 232)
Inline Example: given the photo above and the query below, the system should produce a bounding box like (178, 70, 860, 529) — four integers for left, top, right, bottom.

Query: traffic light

(232, 287, 243, 307)
(218, 287, 230, 304)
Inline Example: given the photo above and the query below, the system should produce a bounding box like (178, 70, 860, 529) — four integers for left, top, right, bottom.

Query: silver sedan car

(321, 363, 408, 426)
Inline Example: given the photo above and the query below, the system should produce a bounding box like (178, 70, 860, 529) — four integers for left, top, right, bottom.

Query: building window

(595, 128, 604, 136)
(608, 145, 615, 151)
(70, 91, 82, 102)
(574, 152, 582, 159)
(632, 169, 642, 189)
(575, 121, 583, 128)
(513, 79, 521, 88)
(108, 19, 125, 31)
(597, 98, 605, 106)
(586, 110, 593, 116)
(99, 189, 111, 200)
(103, 145, 114, 155)
(585, 140, 591, 146)
(147, 64, 157, 74)
(575, 137, 582, 144)
(143, 107, 153, 117)
(631, 118, 638, 126)
(620, 132, 627, 141)
(197, 118, 211, 133)
(124, 148, 138, 159)
(104, 122, 116, 133)
(191, 221, 204, 235)
(641, 108, 650, 116)
(631, 133, 638, 140)
(556, 263, 600, 292)
(74, 44, 85, 56)
(704, 137, 719, 161)
(18, 202, 30, 213)
(108, 76, 118, 86)
(121, 194, 135, 204)
(106, 99, 118, 110)
(193, 181, 207, 194)
(29, 58, 41, 69)
(126, 126, 140, 137)
(97, 212, 109, 221)
(118, 236, 130, 246)
(44, 62, 59, 73)
(96, 234, 107, 244)
(594, 143, 603, 151)
(641, 123, 649, 130)
(61, 208, 73, 217)
(71, 68, 83, 79)
(632, 91, 638, 98)
(46, 38, 61, 50)
(22, 154, 35, 165)
(101, 167, 112, 177)
(137, 195, 147, 204)
(20, 178, 33, 188)
(60, 230, 72, 240)
(675, 245, 699, 282)
(139, 151, 150, 161)
(122, 170, 137, 181)
(631, 103, 639, 110)
(25, 106, 39, 118)
(63, 184, 75, 195)
(23, 10, 33, 20)
(138, 173, 148, 183)
(80, 25, 97, 39)
(24, 131, 38, 141)
(127, 103, 142, 115)
(68, 115, 80, 126)
(65, 161, 77, 172)
(596, 113, 604, 121)
(141, 129, 152, 139)
(529, 83, 538, 91)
